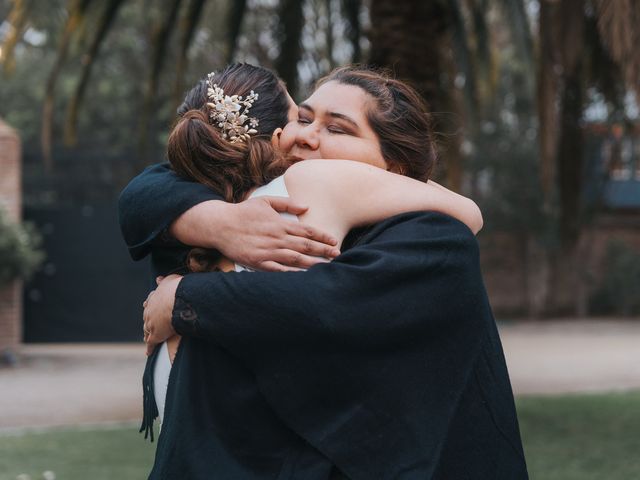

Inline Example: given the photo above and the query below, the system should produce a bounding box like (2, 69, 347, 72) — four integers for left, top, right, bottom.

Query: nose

(296, 124, 320, 151)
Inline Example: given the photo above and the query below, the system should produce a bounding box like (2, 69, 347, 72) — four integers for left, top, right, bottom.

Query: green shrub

(0, 208, 45, 286)
(591, 240, 640, 316)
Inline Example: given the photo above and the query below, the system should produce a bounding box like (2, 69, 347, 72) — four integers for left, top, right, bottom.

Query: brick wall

(0, 117, 22, 355)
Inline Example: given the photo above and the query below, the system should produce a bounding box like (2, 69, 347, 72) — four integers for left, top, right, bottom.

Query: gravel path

(0, 344, 144, 431)
(501, 319, 640, 395)
(1, 319, 639, 431)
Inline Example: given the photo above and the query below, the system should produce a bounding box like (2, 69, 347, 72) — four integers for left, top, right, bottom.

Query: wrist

(207, 201, 234, 252)
(170, 200, 226, 248)
(171, 276, 198, 337)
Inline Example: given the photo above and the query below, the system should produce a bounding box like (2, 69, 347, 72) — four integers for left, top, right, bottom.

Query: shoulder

(360, 211, 478, 253)
(284, 159, 380, 186)
(367, 211, 475, 235)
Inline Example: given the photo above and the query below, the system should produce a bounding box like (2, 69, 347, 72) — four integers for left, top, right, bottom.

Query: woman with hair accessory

(122, 64, 527, 479)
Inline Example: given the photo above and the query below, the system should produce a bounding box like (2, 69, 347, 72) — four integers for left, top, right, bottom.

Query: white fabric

(153, 341, 172, 425)
(153, 175, 294, 424)
(235, 176, 296, 272)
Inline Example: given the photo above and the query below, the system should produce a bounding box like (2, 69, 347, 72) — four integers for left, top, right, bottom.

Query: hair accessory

(206, 72, 259, 143)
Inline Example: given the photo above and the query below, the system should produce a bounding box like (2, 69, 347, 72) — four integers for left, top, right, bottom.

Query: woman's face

(279, 81, 388, 169)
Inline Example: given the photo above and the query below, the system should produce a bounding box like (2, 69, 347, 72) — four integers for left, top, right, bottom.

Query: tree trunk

(537, 0, 561, 202)
(536, 0, 586, 315)
(368, 0, 461, 188)
(341, 0, 361, 63)
(226, 0, 247, 63)
(556, 69, 584, 249)
(275, 0, 305, 97)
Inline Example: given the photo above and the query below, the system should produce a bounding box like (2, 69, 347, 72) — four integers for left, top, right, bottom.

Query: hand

(143, 274, 182, 356)
(171, 197, 341, 271)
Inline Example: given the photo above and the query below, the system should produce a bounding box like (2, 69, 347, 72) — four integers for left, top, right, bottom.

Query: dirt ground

(1, 319, 639, 431)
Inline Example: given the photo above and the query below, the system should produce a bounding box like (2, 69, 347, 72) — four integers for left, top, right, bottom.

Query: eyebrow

(299, 103, 360, 130)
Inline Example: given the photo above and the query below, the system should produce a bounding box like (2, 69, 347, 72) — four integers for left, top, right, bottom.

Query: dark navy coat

(118, 164, 529, 479)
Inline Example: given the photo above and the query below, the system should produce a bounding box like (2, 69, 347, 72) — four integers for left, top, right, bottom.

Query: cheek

(322, 139, 387, 169)
(279, 122, 299, 152)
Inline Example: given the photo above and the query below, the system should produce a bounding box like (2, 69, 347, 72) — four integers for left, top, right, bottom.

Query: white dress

(153, 175, 295, 424)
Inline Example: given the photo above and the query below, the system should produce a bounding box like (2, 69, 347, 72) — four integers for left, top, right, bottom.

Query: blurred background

(0, 0, 639, 479)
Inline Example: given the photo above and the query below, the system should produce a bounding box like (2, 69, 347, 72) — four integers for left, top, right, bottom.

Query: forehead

(304, 81, 371, 120)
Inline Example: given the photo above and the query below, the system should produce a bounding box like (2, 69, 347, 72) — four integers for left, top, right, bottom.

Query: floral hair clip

(206, 72, 259, 143)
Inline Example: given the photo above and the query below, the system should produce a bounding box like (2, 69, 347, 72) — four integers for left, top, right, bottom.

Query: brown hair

(168, 64, 293, 272)
(168, 63, 292, 203)
(317, 66, 437, 181)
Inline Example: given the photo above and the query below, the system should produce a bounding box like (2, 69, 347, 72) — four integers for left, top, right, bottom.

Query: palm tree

(368, 0, 534, 191)
(2, 0, 368, 167)
(534, 0, 640, 314)
(2, 0, 252, 167)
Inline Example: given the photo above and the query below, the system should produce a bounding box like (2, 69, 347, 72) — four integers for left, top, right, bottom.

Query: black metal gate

(23, 203, 149, 342)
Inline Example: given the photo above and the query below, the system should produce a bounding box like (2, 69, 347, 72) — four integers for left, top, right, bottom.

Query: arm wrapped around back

(171, 212, 528, 480)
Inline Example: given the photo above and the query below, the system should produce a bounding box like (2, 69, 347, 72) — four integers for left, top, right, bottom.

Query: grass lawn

(518, 390, 640, 480)
(0, 424, 155, 480)
(1, 391, 639, 480)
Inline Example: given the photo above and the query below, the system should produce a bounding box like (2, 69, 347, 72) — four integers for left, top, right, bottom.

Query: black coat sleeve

(117, 163, 223, 260)
(170, 212, 521, 479)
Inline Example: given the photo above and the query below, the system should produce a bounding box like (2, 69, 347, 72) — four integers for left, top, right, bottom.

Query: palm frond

(63, 0, 125, 146)
(41, 0, 95, 170)
(594, 0, 640, 97)
(1, 0, 35, 74)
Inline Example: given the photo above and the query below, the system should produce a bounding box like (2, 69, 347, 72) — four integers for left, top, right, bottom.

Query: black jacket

(118, 165, 529, 480)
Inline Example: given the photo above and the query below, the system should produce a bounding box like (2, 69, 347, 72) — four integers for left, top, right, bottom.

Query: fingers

(146, 341, 157, 357)
(156, 276, 165, 286)
(265, 196, 309, 215)
(285, 221, 338, 247)
(258, 260, 306, 272)
(143, 321, 151, 348)
(284, 225, 340, 257)
(142, 290, 155, 308)
(143, 321, 158, 355)
(262, 249, 332, 270)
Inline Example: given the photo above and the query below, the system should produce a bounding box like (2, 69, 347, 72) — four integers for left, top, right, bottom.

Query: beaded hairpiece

(206, 72, 259, 143)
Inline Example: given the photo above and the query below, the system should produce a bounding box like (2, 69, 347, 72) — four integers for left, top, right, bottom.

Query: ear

(271, 128, 283, 149)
